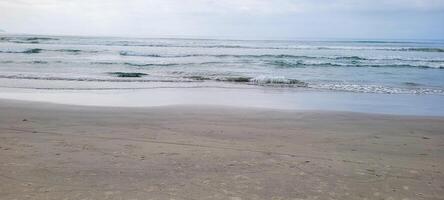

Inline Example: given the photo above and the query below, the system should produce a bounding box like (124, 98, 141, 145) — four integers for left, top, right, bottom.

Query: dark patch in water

(185, 76, 211, 81)
(25, 37, 59, 41)
(0, 74, 197, 83)
(92, 62, 120, 65)
(287, 79, 306, 85)
(120, 51, 161, 57)
(29, 61, 49, 64)
(216, 77, 252, 82)
(0, 48, 43, 54)
(52, 49, 99, 54)
(108, 72, 148, 78)
(251, 78, 307, 86)
(335, 56, 368, 60)
(124, 62, 156, 67)
(56, 49, 82, 53)
(92, 61, 179, 67)
(404, 82, 422, 86)
(124, 62, 179, 67)
(0, 37, 59, 44)
(267, 60, 304, 68)
(23, 48, 43, 54)
(14, 41, 40, 44)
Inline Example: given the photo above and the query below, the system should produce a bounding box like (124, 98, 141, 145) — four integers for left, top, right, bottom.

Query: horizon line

(1, 31, 444, 42)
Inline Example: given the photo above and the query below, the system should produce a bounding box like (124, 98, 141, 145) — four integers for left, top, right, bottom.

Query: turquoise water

(0, 34, 444, 94)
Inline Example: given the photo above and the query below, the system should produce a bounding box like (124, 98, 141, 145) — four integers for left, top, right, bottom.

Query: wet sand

(0, 99, 443, 200)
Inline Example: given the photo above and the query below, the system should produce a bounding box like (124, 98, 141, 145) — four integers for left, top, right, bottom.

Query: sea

(1, 34, 444, 115)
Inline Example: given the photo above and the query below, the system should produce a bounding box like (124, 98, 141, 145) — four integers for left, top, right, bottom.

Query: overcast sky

(1, 0, 443, 40)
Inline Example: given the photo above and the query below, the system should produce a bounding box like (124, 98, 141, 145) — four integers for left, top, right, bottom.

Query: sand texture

(0, 100, 443, 200)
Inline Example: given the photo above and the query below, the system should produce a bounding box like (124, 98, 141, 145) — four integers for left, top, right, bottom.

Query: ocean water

(1, 34, 444, 94)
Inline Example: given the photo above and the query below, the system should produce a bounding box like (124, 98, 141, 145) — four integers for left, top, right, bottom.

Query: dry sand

(0, 99, 443, 200)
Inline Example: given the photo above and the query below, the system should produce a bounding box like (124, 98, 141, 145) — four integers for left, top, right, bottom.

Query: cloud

(0, 0, 443, 39)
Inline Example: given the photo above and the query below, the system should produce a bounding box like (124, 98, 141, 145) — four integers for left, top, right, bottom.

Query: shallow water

(1, 87, 443, 116)
(1, 34, 444, 94)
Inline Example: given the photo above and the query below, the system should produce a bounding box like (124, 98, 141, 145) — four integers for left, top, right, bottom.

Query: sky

(0, 0, 443, 40)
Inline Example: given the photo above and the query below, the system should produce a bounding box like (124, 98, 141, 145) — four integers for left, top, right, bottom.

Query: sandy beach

(0, 99, 443, 200)
(2, 1, 444, 199)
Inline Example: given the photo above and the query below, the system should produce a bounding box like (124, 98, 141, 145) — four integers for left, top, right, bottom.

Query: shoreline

(1, 87, 444, 116)
(1, 99, 443, 199)
(1, 98, 444, 119)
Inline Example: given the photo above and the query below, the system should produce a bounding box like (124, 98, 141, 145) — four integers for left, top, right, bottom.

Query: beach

(2, 1, 444, 199)
(1, 34, 444, 199)
(1, 99, 443, 200)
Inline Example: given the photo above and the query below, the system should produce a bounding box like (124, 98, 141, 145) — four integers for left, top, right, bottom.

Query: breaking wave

(309, 83, 444, 95)
(185, 75, 307, 86)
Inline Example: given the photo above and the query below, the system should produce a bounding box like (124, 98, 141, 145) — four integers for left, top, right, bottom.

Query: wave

(357, 64, 443, 69)
(119, 51, 213, 58)
(0, 74, 196, 83)
(403, 82, 422, 86)
(21, 48, 42, 53)
(266, 60, 306, 68)
(217, 54, 317, 59)
(118, 52, 325, 59)
(309, 83, 444, 95)
(397, 48, 444, 53)
(267, 60, 443, 69)
(250, 75, 307, 85)
(87, 43, 444, 52)
(0, 37, 59, 44)
(114, 44, 279, 49)
(108, 72, 148, 78)
(123, 62, 180, 67)
(35, 58, 443, 69)
(24, 37, 59, 41)
(56, 49, 82, 53)
(186, 75, 307, 86)
(0, 48, 97, 54)
(184, 76, 212, 81)
(0, 60, 65, 64)
(2, 49, 441, 69)
(53, 49, 99, 54)
(2, 36, 443, 53)
(1, 73, 442, 94)
(119, 51, 162, 57)
(215, 77, 251, 82)
(343, 40, 419, 44)
(91, 61, 120, 65)
(116, 52, 444, 63)
(92, 61, 226, 67)
(334, 56, 368, 61)
(0, 48, 43, 54)
(27, 61, 49, 64)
